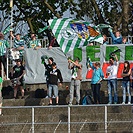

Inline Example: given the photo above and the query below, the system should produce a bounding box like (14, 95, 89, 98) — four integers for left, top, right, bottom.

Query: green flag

(38, 26, 49, 33)
(48, 18, 104, 53)
(0, 77, 3, 91)
(0, 77, 3, 83)
(3, 26, 11, 35)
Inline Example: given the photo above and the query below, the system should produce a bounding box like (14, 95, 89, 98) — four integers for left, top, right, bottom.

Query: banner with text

(24, 45, 133, 84)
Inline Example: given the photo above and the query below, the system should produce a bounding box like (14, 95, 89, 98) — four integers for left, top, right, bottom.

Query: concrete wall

(2, 80, 133, 104)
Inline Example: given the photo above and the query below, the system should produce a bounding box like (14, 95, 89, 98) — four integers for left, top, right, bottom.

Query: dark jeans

(91, 83, 101, 104)
(0, 55, 7, 76)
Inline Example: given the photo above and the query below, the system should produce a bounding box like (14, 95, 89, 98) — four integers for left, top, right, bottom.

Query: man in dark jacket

(48, 62, 63, 105)
(42, 57, 54, 98)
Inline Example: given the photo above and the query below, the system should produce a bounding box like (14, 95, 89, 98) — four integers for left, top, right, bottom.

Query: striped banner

(48, 18, 103, 53)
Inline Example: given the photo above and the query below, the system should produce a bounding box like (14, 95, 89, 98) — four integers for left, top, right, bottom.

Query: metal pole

(7, 0, 14, 79)
(68, 106, 70, 133)
(10, 0, 13, 48)
(31, 107, 34, 133)
(105, 105, 107, 133)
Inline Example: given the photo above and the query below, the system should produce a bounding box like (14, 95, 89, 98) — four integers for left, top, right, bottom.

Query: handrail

(1, 104, 133, 109)
(0, 104, 132, 133)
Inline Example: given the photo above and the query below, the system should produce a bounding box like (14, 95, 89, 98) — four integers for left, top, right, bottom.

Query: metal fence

(40, 36, 133, 47)
(0, 104, 133, 133)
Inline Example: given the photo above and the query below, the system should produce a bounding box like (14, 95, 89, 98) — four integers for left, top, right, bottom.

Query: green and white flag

(38, 26, 49, 33)
(48, 18, 103, 53)
(3, 26, 12, 35)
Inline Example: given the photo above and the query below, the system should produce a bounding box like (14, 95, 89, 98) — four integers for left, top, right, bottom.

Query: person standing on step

(48, 62, 63, 105)
(42, 56, 54, 98)
(86, 57, 104, 104)
(106, 54, 119, 104)
(10, 59, 25, 99)
(68, 57, 82, 105)
(121, 61, 131, 104)
(0, 32, 10, 78)
(10, 31, 25, 61)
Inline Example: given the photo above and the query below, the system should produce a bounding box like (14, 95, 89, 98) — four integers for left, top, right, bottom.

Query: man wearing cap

(68, 57, 82, 105)
(27, 33, 41, 50)
(48, 62, 63, 105)
(0, 32, 10, 77)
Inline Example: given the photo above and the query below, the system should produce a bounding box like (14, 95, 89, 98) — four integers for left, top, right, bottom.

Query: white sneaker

(128, 102, 131, 104)
(52, 96, 55, 98)
(45, 96, 49, 98)
(68, 102, 72, 106)
(122, 102, 125, 104)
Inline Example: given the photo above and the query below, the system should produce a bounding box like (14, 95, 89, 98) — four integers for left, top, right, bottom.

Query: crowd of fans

(0, 27, 132, 112)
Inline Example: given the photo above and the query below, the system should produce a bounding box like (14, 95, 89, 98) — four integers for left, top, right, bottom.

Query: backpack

(82, 95, 93, 105)
(35, 88, 47, 98)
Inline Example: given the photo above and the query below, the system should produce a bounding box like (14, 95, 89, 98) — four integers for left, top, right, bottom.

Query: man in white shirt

(106, 54, 118, 104)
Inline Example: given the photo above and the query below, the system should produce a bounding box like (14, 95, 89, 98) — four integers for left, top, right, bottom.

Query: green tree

(0, 0, 132, 36)
(70, 0, 132, 35)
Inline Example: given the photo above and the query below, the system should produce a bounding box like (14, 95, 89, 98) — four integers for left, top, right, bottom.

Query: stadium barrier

(0, 104, 133, 133)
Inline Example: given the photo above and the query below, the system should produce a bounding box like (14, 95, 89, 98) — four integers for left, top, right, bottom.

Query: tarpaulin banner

(24, 45, 133, 84)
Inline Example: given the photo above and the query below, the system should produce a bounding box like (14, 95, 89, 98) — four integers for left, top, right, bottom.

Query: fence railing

(40, 36, 133, 47)
(0, 104, 133, 133)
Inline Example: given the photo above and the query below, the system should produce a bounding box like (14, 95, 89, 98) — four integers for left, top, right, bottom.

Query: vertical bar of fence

(31, 107, 35, 133)
(68, 106, 70, 133)
(105, 105, 107, 133)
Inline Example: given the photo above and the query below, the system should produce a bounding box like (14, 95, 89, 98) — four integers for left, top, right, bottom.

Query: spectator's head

(122, 36, 127, 44)
(115, 31, 121, 38)
(52, 62, 57, 69)
(15, 33, 21, 40)
(31, 33, 36, 39)
(124, 61, 130, 70)
(103, 34, 107, 41)
(15, 59, 22, 65)
(109, 57, 115, 65)
(88, 42, 93, 46)
(0, 32, 4, 39)
(95, 62, 100, 68)
(48, 57, 54, 64)
(74, 57, 80, 63)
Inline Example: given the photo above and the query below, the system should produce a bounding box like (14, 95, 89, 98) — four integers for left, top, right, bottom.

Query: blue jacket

(89, 62, 104, 84)
(110, 32, 122, 44)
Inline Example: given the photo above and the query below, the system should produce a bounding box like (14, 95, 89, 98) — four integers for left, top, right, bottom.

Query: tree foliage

(69, 0, 132, 35)
(0, 0, 132, 36)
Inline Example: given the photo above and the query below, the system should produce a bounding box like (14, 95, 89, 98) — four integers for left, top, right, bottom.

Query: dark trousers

(91, 83, 101, 104)
(0, 55, 7, 76)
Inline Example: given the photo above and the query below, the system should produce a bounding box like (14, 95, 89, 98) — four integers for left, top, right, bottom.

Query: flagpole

(6, 0, 13, 79)
(10, 0, 13, 48)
